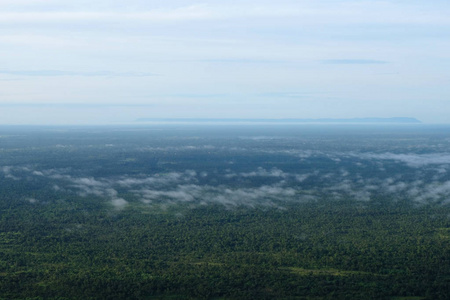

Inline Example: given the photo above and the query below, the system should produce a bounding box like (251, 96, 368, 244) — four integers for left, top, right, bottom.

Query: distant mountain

(136, 117, 421, 124)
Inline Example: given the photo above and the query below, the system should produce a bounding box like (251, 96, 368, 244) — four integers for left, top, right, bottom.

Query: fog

(1, 125, 450, 209)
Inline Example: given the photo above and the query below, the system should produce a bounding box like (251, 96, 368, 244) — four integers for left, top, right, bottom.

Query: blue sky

(0, 0, 449, 124)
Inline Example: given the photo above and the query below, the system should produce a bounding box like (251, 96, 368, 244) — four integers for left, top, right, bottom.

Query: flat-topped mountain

(136, 117, 421, 123)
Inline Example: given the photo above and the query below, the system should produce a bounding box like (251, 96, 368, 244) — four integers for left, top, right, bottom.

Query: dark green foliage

(1, 198, 449, 299)
(1, 125, 450, 299)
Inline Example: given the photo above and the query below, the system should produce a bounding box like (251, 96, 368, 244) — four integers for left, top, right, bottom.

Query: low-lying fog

(1, 125, 450, 210)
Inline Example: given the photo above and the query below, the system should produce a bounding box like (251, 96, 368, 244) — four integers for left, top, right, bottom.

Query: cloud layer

(3, 147, 450, 210)
(1, 1, 450, 124)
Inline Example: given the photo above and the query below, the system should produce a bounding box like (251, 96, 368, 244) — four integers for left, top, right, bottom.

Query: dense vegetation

(0, 125, 449, 299)
(1, 196, 449, 299)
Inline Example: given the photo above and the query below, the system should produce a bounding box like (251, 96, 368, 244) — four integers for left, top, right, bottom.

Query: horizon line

(136, 117, 422, 124)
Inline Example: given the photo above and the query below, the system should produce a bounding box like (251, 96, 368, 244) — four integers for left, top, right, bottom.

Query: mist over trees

(0, 125, 449, 299)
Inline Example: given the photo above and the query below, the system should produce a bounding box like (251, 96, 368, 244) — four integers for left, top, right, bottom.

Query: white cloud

(0, 7, 212, 24)
(0, 1, 449, 123)
(72, 177, 104, 187)
(241, 167, 288, 178)
(1, 166, 20, 180)
(116, 171, 195, 187)
(111, 198, 128, 209)
(26, 197, 37, 203)
(295, 174, 310, 182)
(1, 166, 12, 174)
(7, 157, 450, 209)
(0, 1, 448, 26)
(356, 153, 450, 167)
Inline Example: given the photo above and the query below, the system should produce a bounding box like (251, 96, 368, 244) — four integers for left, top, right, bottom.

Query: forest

(0, 125, 449, 299)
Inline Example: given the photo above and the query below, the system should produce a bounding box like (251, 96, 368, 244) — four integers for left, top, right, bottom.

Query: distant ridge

(136, 117, 421, 124)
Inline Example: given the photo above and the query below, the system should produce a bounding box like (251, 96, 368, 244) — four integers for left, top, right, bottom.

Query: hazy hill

(136, 117, 421, 123)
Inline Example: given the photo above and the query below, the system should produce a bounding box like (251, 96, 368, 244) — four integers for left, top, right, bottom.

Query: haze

(0, 0, 449, 124)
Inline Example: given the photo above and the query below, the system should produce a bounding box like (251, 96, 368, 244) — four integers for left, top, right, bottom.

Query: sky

(0, 0, 449, 124)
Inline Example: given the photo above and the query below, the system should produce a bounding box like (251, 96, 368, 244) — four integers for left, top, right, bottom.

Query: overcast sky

(0, 0, 449, 124)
